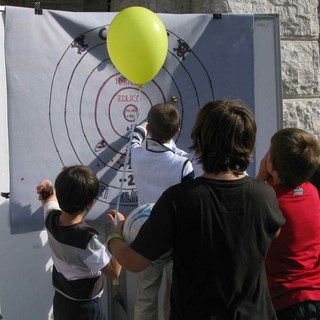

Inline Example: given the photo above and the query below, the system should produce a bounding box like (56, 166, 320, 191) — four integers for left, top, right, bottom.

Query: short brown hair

(55, 165, 99, 214)
(147, 103, 180, 142)
(270, 128, 320, 187)
(190, 100, 256, 175)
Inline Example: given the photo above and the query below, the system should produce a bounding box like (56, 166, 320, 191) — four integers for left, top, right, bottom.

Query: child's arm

(36, 179, 56, 204)
(100, 211, 126, 278)
(257, 153, 283, 239)
(36, 179, 59, 218)
(181, 159, 195, 182)
(171, 142, 195, 180)
(130, 122, 148, 151)
(101, 256, 122, 278)
(106, 210, 152, 273)
(256, 153, 272, 182)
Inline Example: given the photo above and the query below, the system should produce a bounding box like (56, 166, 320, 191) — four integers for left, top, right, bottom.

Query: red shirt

(266, 182, 320, 310)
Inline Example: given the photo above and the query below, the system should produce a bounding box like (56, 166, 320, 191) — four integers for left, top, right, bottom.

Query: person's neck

(59, 211, 84, 226)
(202, 171, 246, 180)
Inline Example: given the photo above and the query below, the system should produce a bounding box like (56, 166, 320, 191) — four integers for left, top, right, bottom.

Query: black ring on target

(48, 24, 215, 210)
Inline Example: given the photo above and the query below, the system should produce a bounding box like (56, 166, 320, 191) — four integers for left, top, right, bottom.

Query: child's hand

(36, 179, 54, 201)
(257, 152, 271, 182)
(107, 210, 125, 234)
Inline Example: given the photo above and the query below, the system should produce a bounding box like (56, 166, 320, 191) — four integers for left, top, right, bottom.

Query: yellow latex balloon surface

(107, 6, 168, 86)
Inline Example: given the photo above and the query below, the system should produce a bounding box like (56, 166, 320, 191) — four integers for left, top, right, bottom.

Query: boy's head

(147, 103, 180, 142)
(269, 128, 320, 188)
(55, 165, 99, 215)
(190, 100, 256, 175)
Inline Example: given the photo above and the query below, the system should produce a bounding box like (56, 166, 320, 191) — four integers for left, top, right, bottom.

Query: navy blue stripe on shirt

(45, 210, 99, 249)
(52, 266, 104, 300)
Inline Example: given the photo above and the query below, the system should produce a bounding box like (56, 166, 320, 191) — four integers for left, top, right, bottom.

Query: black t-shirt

(131, 176, 285, 320)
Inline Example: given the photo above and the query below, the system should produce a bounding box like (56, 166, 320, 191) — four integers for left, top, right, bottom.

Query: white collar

(146, 139, 176, 153)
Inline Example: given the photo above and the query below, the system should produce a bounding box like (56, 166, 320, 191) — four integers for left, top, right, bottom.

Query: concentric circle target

(48, 25, 214, 218)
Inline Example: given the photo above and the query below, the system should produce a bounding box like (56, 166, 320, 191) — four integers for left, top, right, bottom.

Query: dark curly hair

(55, 165, 99, 215)
(190, 100, 256, 175)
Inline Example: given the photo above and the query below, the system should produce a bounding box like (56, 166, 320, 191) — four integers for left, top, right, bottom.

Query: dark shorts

(53, 291, 105, 320)
(277, 300, 320, 320)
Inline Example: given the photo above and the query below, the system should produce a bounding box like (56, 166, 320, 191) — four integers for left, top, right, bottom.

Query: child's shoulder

(247, 177, 278, 196)
(63, 222, 100, 249)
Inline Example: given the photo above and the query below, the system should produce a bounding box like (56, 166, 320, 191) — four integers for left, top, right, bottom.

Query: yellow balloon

(107, 6, 168, 85)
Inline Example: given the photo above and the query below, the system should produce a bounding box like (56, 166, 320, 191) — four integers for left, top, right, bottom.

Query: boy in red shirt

(257, 128, 320, 320)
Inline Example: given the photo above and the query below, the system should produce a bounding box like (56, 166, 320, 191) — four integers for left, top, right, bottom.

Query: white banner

(4, 6, 254, 233)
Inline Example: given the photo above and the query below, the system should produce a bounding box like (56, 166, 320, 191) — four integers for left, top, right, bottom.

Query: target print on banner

(6, 8, 255, 233)
(48, 25, 215, 219)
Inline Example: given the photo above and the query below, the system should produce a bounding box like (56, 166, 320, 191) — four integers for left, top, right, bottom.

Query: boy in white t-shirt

(130, 103, 194, 320)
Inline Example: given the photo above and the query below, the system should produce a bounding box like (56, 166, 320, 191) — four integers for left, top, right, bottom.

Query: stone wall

(0, 0, 109, 12)
(112, 0, 320, 140)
